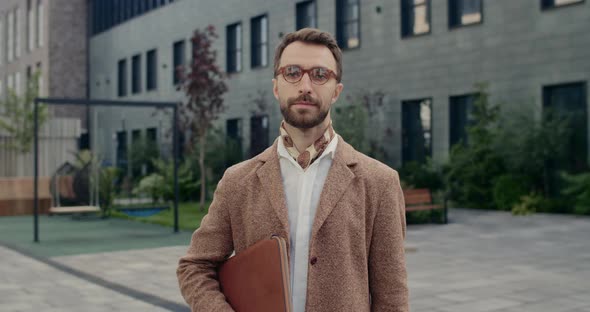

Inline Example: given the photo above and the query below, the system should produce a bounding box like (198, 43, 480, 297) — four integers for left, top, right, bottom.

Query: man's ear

(331, 83, 344, 104)
(272, 78, 279, 100)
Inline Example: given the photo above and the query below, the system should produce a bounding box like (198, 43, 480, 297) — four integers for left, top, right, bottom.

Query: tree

(443, 83, 505, 209)
(176, 25, 228, 211)
(0, 71, 47, 154)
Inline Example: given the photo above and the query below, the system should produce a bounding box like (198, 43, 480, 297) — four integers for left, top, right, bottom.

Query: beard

(280, 93, 330, 129)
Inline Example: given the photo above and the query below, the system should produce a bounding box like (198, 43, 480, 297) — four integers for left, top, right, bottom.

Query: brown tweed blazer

(177, 136, 408, 312)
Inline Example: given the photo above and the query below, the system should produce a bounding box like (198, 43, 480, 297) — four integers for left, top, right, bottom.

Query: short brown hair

(273, 28, 343, 82)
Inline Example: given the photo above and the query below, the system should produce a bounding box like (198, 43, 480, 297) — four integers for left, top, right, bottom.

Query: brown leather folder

(218, 236, 292, 312)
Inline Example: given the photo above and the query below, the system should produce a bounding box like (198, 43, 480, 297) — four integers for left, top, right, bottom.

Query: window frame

(250, 14, 269, 69)
(449, 93, 478, 147)
(401, 97, 433, 165)
(296, 0, 317, 30)
(448, 0, 484, 29)
(146, 49, 157, 91)
(131, 53, 142, 94)
(541, 0, 585, 10)
(401, 0, 432, 38)
(117, 58, 127, 97)
(336, 0, 361, 50)
(542, 81, 588, 171)
(226, 22, 243, 73)
(172, 39, 185, 85)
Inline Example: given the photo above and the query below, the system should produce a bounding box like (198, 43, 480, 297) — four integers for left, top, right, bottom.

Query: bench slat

(406, 204, 442, 212)
(49, 206, 101, 214)
(404, 194, 432, 204)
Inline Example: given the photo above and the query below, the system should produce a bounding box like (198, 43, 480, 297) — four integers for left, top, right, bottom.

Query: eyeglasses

(276, 65, 338, 85)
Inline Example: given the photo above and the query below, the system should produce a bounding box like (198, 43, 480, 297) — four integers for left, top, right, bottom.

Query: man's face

(273, 41, 344, 129)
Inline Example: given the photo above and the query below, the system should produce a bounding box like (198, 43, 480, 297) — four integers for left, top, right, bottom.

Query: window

(226, 118, 243, 166)
(8, 10, 14, 62)
(0, 16, 3, 65)
(147, 127, 157, 144)
(15, 72, 21, 95)
(146, 49, 157, 91)
(542, 0, 584, 9)
(402, 98, 432, 164)
(227, 118, 243, 141)
(172, 40, 185, 85)
(251, 14, 268, 68)
(132, 129, 141, 145)
(226, 22, 242, 73)
(118, 59, 127, 97)
(336, 0, 360, 49)
(296, 1, 316, 30)
(37, 0, 43, 47)
(449, 94, 477, 147)
(91, 0, 173, 35)
(131, 54, 141, 94)
(36, 62, 42, 96)
(543, 82, 588, 172)
(448, 0, 482, 28)
(7, 74, 14, 92)
(26, 66, 32, 90)
(116, 131, 128, 174)
(250, 115, 269, 156)
(27, 0, 34, 51)
(15, 7, 21, 58)
(402, 0, 431, 37)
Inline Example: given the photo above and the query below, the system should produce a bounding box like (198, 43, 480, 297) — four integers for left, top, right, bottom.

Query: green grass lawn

(111, 201, 211, 231)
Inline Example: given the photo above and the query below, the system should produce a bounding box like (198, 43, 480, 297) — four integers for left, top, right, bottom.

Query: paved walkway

(1, 208, 590, 311)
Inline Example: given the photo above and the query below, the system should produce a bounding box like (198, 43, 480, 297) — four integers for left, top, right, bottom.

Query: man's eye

(285, 67, 301, 77)
(312, 69, 327, 79)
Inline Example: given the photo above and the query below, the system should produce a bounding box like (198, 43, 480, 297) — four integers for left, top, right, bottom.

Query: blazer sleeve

(177, 171, 236, 312)
(369, 170, 409, 312)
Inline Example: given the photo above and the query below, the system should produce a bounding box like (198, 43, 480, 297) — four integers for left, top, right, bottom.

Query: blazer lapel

(311, 137, 357, 242)
(256, 139, 290, 233)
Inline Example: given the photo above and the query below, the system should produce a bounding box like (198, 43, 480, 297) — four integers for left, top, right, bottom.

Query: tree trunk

(199, 129, 207, 211)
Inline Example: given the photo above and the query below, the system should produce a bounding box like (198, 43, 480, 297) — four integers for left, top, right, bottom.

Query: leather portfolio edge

(273, 235, 292, 312)
(218, 235, 292, 312)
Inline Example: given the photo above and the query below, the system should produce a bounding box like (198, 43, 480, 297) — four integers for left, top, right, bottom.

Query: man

(177, 28, 408, 312)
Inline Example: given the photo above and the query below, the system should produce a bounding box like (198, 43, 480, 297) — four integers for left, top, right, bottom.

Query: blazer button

(310, 257, 317, 265)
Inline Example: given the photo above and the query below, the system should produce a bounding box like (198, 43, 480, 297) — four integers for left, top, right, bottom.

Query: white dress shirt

(277, 134, 338, 312)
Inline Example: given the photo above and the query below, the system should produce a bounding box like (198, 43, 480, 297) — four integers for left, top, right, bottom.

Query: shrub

(493, 174, 530, 211)
(493, 104, 573, 197)
(152, 158, 200, 202)
(99, 167, 119, 218)
(399, 159, 443, 192)
(443, 83, 506, 210)
(133, 174, 165, 203)
(511, 193, 543, 216)
(332, 104, 368, 154)
(561, 172, 590, 215)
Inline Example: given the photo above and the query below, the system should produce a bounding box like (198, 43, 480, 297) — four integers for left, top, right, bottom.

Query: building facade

(0, 0, 88, 115)
(0, 0, 88, 177)
(88, 0, 589, 169)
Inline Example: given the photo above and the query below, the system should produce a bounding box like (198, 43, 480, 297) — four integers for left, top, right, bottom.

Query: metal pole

(33, 99, 39, 243)
(173, 105, 179, 233)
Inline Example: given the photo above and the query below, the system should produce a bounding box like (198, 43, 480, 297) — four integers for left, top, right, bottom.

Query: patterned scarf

(280, 121, 336, 170)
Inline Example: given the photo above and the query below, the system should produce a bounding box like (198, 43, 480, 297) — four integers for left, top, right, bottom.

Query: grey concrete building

(88, 0, 589, 169)
(0, 0, 88, 119)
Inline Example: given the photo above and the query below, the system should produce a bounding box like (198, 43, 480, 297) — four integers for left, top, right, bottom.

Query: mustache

(287, 94, 319, 107)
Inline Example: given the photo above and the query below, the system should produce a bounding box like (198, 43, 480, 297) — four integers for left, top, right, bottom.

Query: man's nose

(298, 73, 313, 94)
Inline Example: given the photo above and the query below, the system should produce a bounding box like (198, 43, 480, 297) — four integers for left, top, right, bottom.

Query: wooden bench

(403, 188, 447, 224)
(0, 177, 52, 216)
(49, 206, 101, 215)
